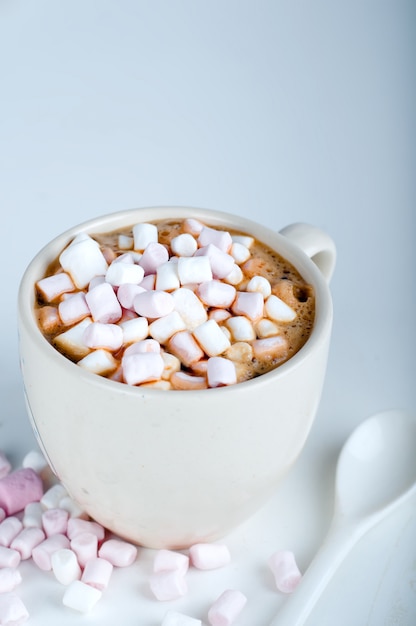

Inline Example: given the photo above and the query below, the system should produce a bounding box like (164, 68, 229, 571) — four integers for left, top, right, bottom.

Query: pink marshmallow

(70, 532, 98, 568)
(122, 352, 164, 385)
(198, 226, 232, 253)
(0, 468, 43, 516)
(0, 592, 29, 625)
(167, 331, 204, 367)
(207, 357, 237, 388)
(116, 283, 146, 309)
(81, 557, 113, 590)
(197, 280, 236, 308)
(0, 517, 23, 547)
(153, 549, 189, 575)
(133, 289, 174, 318)
(0, 452, 12, 479)
(149, 569, 188, 601)
(85, 282, 122, 323)
(36, 271, 75, 302)
(0, 568, 22, 593)
(231, 291, 264, 321)
(42, 508, 69, 537)
(139, 273, 156, 290)
(207, 589, 247, 626)
(0, 546, 21, 569)
(10, 527, 45, 560)
(189, 543, 231, 570)
(98, 538, 138, 567)
(66, 518, 105, 542)
(58, 292, 90, 325)
(32, 534, 71, 571)
(139, 242, 169, 275)
(194, 245, 235, 280)
(82, 322, 123, 351)
(268, 550, 302, 593)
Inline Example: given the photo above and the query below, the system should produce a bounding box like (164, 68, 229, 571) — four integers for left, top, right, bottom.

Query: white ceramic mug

(17, 207, 335, 549)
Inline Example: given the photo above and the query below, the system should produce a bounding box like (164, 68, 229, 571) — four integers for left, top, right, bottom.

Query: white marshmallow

(119, 316, 149, 344)
(58, 292, 90, 325)
(10, 527, 45, 560)
(230, 242, 251, 264)
(116, 283, 147, 309)
(172, 288, 208, 330)
(21, 450, 48, 474)
(122, 352, 164, 385)
(255, 318, 280, 338)
(197, 280, 236, 308)
(51, 548, 82, 585)
(149, 569, 188, 601)
(160, 351, 181, 379)
(85, 282, 122, 324)
(193, 320, 231, 357)
(208, 309, 232, 323)
(118, 234, 134, 250)
(198, 226, 232, 252)
(0, 592, 29, 624)
(98, 538, 138, 567)
(231, 291, 264, 321)
(139, 273, 156, 290)
(22, 502, 44, 529)
(0, 568, 22, 593)
(59, 234, 108, 289)
(251, 336, 288, 359)
(170, 233, 198, 257)
(62, 580, 102, 613)
(36, 272, 75, 302)
(0, 547, 20, 569)
(156, 261, 180, 291)
(149, 311, 186, 344)
(82, 322, 123, 351)
(77, 349, 118, 375)
(195, 245, 235, 280)
(132, 222, 158, 251)
(207, 589, 247, 626)
(81, 557, 113, 590)
(177, 256, 213, 285)
(224, 342, 253, 364)
(153, 549, 189, 575)
(105, 259, 144, 286)
(246, 275, 272, 298)
(265, 294, 297, 322)
(223, 263, 243, 285)
(207, 357, 237, 388)
(162, 610, 202, 626)
(183, 218, 204, 235)
(189, 543, 231, 570)
(268, 550, 302, 593)
(41, 484, 68, 510)
(231, 234, 254, 249)
(167, 331, 204, 367)
(54, 318, 92, 360)
(225, 316, 256, 342)
(133, 290, 175, 318)
(58, 496, 87, 520)
(0, 518, 22, 548)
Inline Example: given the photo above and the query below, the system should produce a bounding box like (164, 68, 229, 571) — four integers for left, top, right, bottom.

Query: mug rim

(18, 205, 333, 395)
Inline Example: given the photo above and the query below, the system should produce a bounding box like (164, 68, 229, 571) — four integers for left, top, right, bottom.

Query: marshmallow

(172, 288, 208, 330)
(223, 263, 243, 286)
(167, 331, 204, 367)
(139, 242, 170, 275)
(207, 357, 237, 388)
(58, 292, 90, 325)
(118, 234, 134, 250)
(58, 496, 87, 520)
(62, 580, 102, 613)
(78, 349, 119, 375)
(0, 468, 43, 516)
(42, 508, 69, 537)
(254, 318, 280, 338)
(70, 532, 98, 568)
(0, 547, 20, 569)
(156, 260, 181, 291)
(231, 234, 254, 249)
(0, 568, 22, 593)
(231, 291, 264, 322)
(32, 534, 71, 571)
(51, 548, 82, 585)
(225, 316, 256, 342)
(182, 218, 204, 235)
(0, 517, 23, 547)
(124, 339, 160, 356)
(22, 502, 44, 529)
(198, 226, 232, 253)
(265, 294, 297, 322)
(162, 611, 202, 626)
(21, 450, 48, 474)
(98, 538, 138, 567)
(230, 242, 251, 264)
(82, 322, 123, 351)
(66, 518, 105, 542)
(149, 569, 188, 601)
(119, 316, 149, 344)
(133, 290, 175, 318)
(268, 550, 302, 593)
(10, 527, 45, 560)
(85, 282, 122, 324)
(149, 311, 187, 344)
(170, 233, 198, 257)
(36, 272, 75, 302)
(116, 283, 147, 309)
(105, 259, 145, 286)
(132, 222, 158, 251)
(251, 336, 288, 360)
(153, 549, 189, 575)
(246, 275, 272, 298)
(122, 352, 164, 385)
(192, 320, 231, 357)
(160, 351, 181, 379)
(197, 280, 236, 308)
(224, 342, 253, 364)
(177, 256, 213, 285)
(59, 234, 108, 289)
(195, 245, 235, 280)
(41, 484, 68, 510)
(170, 372, 208, 390)
(36, 305, 62, 334)
(189, 543, 231, 570)
(0, 592, 29, 624)
(207, 589, 247, 626)
(208, 309, 232, 323)
(81, 557, 113, 590)
(53, 318, 92, 360)
(139, 273, 156, 290)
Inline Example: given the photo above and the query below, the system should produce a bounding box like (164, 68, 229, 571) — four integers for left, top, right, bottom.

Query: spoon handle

(269, 520, 366, 626)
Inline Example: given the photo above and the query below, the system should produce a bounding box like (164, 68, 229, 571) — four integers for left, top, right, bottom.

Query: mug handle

(279, 222, 336, 283)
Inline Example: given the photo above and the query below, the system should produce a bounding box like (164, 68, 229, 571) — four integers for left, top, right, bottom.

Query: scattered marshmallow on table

(153, 549, 189, 576)
(97, 538, 138, 567)
(0, 591, 29, 625)
(207, 589, 247, 626)
(81, 557, 113, 590)
(189, 543, 231, 570)
(268, 550, 303, 593)
(149, 568, 188, 602)
(51, 548, 82, 585)
(62, 579, 102, 613)
(0, 468, 43, 516)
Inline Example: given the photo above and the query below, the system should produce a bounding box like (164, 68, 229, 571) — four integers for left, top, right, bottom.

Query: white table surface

(1, 1, 415, 624)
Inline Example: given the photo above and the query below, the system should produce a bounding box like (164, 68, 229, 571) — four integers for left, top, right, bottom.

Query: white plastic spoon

(270, 408, 416, 626)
